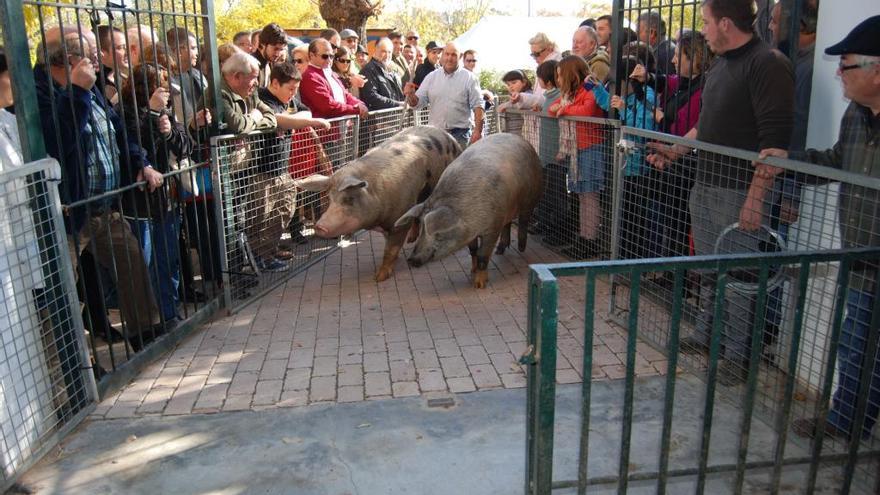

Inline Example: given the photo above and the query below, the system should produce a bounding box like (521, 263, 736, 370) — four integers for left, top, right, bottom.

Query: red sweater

(299, 65, 363, 119)
(552, 87, 604, 149)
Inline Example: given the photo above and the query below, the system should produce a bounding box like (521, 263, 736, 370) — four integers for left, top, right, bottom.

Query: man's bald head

(441, 42, 461, 73)
(127, 25, 157, 66)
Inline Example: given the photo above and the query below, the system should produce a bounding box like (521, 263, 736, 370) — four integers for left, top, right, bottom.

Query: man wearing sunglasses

(299, 38, 368, 119)
(759, 15, 880, 442)
(405, 30, 420, 48)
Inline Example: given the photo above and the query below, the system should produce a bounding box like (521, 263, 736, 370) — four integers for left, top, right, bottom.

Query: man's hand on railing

(157, 114, 172, 136)
(149, 87, 170, 112)
(192, 108, 211, 129)
(311, 117, 332, 130)
(357, 103, 369, 119)
(138, 166, 164, 192)
(249, 108, 263, 122)
(646, 142, 683, 171)
(755, 148, 788, 180)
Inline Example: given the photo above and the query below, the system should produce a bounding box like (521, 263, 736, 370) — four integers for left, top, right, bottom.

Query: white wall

(790, 1, 880, 392)
(806, 0, 880, 148)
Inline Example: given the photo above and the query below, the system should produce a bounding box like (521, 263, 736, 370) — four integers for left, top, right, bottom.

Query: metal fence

(0, 159, 97, 491)
(524, 248, 880, 494)
(1, 0, 224, 394)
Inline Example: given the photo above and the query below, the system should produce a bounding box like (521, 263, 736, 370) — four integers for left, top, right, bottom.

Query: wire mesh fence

(356, 106, 410, 156)
(4, 0, 223, 388)
(0, 159, 97, 490)
(607, 126, 880, 484)
(212, 115, 359, 313)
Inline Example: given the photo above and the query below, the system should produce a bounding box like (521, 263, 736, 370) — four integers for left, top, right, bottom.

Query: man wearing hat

(412, 40, 442, 86)
(339, 28, 361, 70)
(759, 15, 880, 441)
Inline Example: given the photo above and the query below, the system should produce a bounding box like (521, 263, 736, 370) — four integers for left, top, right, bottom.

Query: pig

(294, 126, 461, 282)
(394, 133, 543, 289)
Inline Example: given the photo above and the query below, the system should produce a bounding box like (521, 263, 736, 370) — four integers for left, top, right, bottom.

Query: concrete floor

(19, 374, 862, 495)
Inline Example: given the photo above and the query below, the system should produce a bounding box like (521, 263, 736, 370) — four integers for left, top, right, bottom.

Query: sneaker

(257, 256, 289, 272)
(717, 360, 749, 387)
(792, 417, 851, 440)
(275, 249, 295, 261)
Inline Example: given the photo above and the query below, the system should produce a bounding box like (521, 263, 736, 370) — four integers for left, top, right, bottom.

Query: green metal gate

(523, 248, 880, 494)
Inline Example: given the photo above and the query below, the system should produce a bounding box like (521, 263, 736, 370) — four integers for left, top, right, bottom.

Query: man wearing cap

(412, 40, 442, 87)
(340, 29, 361, 69)
(759, 15, 880, 441)
(405, 30, 420, 48)
(404, 42, 484, 148)
(355, 44, 370, 69)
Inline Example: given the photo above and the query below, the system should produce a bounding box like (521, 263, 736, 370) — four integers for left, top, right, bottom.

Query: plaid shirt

(85, 92, 119, 198)
(795, 101, 880, 291)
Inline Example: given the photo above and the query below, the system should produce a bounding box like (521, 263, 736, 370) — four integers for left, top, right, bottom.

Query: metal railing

(523, 248, 880, 494)
(0, 159, 97, 491)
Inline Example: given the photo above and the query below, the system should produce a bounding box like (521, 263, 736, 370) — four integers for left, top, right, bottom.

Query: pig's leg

(406, 220, 420, 243)
(376, 229, 409, 282)
(468, 238, 480, 273)
(496, 223, 512, 255)
(474, 231, 499, 289)
(517, 211, 532, 251)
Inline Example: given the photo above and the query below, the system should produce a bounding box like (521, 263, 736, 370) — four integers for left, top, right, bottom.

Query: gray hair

(578, 26, 599, 44)
(36, 34, 85, 67)
(221, 51, 259, 76)
(376, 37, 393, 52)
(638, 11, 667, 37)
(853, 54, 880, 66)
(528, 32, 558, 52)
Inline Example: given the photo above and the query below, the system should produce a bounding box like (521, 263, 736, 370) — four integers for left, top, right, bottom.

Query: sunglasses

(465, 58, 477, 63)
(337, 59, 351, 64)
(407, 36, 419, 40)
(530, 49, 547, 59)
(320, 53, 334, 60)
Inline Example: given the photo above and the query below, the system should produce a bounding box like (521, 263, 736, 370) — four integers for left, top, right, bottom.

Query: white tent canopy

(453, 16, 584, 73)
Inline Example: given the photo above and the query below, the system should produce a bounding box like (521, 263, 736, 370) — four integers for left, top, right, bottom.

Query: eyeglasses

(407, 36, 419, 41)
(320, 53, 334, 60)
(839, 60, 880, 72)
(337, 59, 351, 64)
(464, 58, 477, 63)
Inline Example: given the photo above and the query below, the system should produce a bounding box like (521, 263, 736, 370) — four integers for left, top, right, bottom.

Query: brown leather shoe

(792, 417, 850, 440)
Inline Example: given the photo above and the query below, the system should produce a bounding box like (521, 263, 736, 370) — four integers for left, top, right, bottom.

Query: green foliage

(215, 0, 323, 42)
(478, 69, 507, 95)
(373, 0, 490, 44)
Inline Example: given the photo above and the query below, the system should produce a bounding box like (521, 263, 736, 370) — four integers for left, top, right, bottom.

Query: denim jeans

(446, 127, 471, 149)
(827, 288, 878, 438)
(130, 213, 181, 322)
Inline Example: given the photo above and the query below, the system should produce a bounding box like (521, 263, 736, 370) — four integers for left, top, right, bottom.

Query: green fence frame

(523, 247, 880, 495)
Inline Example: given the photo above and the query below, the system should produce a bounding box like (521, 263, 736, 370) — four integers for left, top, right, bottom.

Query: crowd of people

(0, 0, 878, 442)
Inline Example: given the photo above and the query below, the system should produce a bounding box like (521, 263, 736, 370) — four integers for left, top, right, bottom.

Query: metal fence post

(608, 125, 625, 316)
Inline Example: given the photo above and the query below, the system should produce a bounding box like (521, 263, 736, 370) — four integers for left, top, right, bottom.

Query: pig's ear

(337, 176, 369, 192)
(394, 203, 424, 229)
(423, 206, 456, 236)
(294, 174, 332, 192)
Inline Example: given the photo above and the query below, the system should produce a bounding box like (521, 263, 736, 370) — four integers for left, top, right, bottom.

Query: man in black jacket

(359, 38, 405, 110)
(35, 28, 161, 348)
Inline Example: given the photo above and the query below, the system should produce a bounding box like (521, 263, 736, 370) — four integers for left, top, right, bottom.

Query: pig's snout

(407, 257, 424, 268)
(313, 223, 331, 238)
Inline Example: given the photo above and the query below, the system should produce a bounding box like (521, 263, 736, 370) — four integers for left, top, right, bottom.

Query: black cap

(425, 41, 443, 52)
(825, 15, 880, 56)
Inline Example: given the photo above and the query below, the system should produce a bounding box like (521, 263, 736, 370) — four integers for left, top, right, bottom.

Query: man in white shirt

(404, 42, 484, 148)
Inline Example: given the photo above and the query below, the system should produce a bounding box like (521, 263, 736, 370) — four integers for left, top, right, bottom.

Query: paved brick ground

(92, 231, 669, 419)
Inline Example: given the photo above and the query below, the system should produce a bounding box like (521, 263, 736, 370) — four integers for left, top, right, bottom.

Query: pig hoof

(473, 271, 488, 289)
(375, 267, 393, 282)
(470, 257, 478, 273)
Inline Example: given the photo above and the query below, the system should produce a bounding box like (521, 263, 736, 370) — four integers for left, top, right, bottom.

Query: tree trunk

(318, 0, 383, 40)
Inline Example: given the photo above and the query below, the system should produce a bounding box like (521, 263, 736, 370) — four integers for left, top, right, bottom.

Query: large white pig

(295, 126, 461, 281)
(394, 133, 543, 288)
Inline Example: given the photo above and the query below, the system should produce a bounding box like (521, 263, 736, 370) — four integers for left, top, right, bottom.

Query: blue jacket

(34, 65, 150, 234)
(592, 83, 657, 176)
